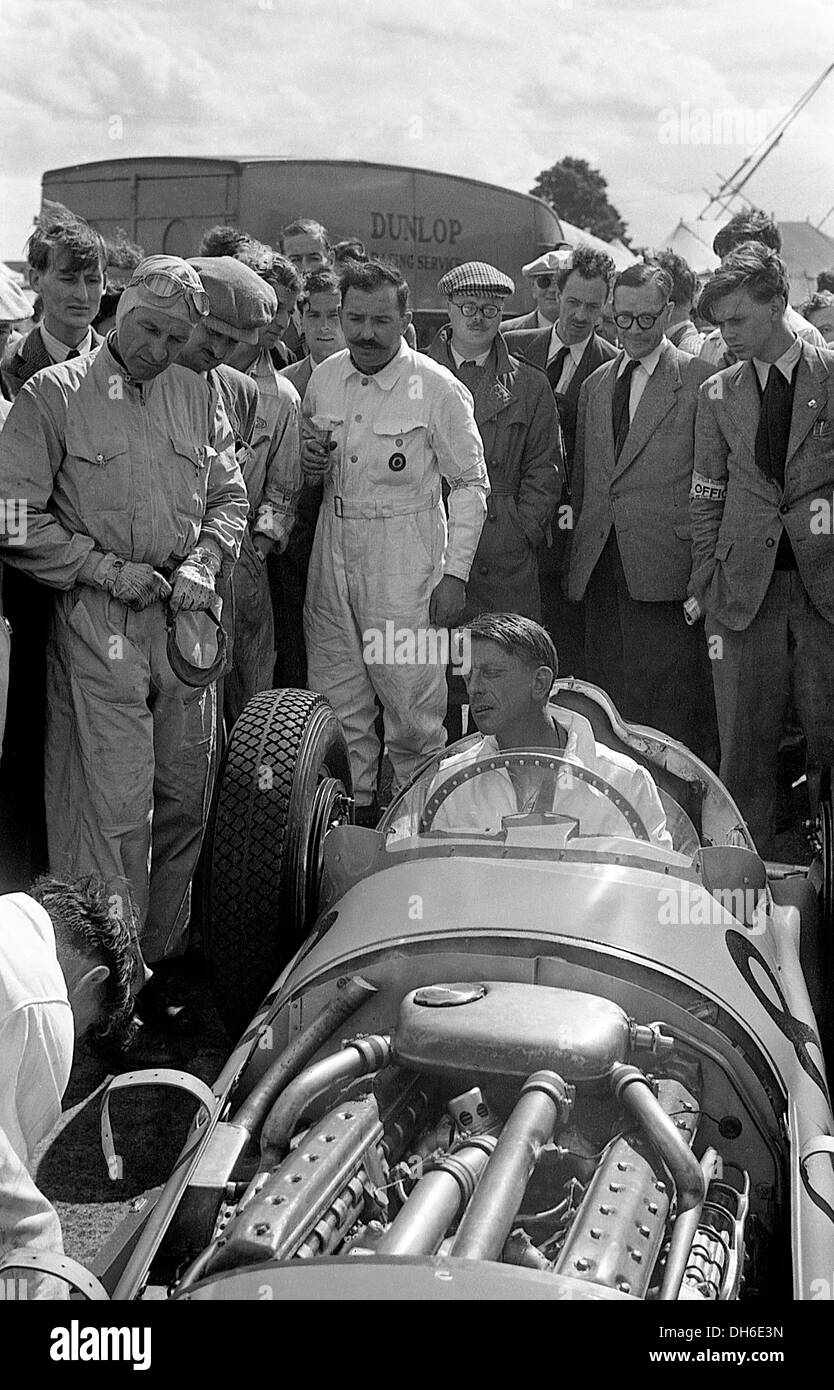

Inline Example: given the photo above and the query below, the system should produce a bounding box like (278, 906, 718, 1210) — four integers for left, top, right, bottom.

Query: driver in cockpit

(430, 613, 672, 848)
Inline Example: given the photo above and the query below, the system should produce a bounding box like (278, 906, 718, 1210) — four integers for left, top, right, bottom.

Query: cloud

(1, 0, 832, 259)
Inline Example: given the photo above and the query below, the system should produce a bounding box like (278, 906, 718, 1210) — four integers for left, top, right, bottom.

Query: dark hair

(652, 250, 697, 307)
(27, 206, 107, 276)
(281, 218, 331, 252)
(332, 238, 367, 266)
(816, 267, 834, 294)
(339, 258, 409, 315)
(199, 224, 251, 258)
(259, 251, 303, 296)
(104, 228, 144, 274)
(556, 244, 616, 295)
(713, 210, 781, 259)
(464, 612, 558, 677)
(30, 874, 138, 1046)
(92, 286, 124, 330)
(613, 262, 674, 300)
(799, 289, 834, 317)
(297, 267, 341, 311)
(697, 242, 790, 326)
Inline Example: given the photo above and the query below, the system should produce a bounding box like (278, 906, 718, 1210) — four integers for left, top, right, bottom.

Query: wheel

(203, 688, 352, 1036)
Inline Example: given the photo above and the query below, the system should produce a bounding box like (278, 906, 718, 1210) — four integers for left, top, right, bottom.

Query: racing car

(19, 683, 834, 1301)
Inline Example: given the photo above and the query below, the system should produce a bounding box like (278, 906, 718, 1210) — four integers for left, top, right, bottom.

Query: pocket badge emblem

(388, 452, 406, 472)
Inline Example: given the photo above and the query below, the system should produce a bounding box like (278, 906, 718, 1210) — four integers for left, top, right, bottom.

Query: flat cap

(437, 261, 515, 298)
(522, 246, 574, 278)
(188, 256, 278, 344)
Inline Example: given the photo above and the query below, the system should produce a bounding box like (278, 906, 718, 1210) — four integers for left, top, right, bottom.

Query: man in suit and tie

(505, 245, 618, 677)
(500, 246, 573, 332)
(568, 262, 719, 765)
(692, 243, 834, 856)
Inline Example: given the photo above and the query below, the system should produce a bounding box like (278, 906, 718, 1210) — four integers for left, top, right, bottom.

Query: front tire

(203, 689, 352, 1036)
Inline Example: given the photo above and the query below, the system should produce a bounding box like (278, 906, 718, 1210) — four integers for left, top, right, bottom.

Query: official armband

(690, 471, 727, 502)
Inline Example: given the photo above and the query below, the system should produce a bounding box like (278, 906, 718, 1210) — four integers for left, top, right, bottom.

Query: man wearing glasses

(0, 255, 248, 978)
(501, 247, 573, 332)
(567, 263, 718, 765)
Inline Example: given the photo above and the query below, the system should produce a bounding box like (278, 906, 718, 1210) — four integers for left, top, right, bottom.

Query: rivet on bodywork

(575, 1257, 591, 1271)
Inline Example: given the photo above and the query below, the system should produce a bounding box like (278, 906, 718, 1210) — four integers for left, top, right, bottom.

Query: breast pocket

(370, 417, 428, 488)
(63, 426, 131, 514)
(170, 434, 215, 552)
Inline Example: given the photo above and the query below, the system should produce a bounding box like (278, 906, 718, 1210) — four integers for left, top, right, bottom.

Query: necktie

(611, 357, 640, 458)
(65, 347, 80, 360)
(457, 359, 482, 392)
(546, 345, 571, 391)
(754, 363, 795, 489)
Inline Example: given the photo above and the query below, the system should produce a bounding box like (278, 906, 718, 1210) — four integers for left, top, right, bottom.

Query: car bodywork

(19, 682, 834, 1302)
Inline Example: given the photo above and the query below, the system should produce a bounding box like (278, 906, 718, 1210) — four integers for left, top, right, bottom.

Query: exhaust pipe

(375, 1138, 497, 1256)
(451, 1071, 572, 1262)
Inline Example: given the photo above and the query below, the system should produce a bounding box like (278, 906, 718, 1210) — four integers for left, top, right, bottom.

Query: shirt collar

(40, 323, 93, 362)
(475, 706, 594, 766)
(550, 326, 591, 363)
(618, 339, 665, 378)
(342, 338, 411, 391)
(752, 333, 801, 388)
(451, 344, 492, 369)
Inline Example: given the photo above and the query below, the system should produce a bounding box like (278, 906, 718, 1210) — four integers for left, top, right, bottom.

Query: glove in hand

(170, 557, 217, 612)
(110, 563, 172, 612)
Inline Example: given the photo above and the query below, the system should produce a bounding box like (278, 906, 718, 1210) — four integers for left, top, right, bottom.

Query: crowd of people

(0, 199, 833, 1287)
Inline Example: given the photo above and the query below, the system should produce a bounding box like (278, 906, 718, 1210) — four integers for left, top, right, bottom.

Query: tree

(530, 157, 630, 245)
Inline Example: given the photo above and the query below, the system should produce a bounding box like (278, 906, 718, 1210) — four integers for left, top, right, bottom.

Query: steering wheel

(418, 752, 652, 841)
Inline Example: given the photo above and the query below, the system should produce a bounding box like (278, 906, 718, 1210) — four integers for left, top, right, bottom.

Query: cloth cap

(188, 257, 277, 345)
(522, 247, 574, 278)
(116, 255, 210, 331)
(166, 607, 228, 688)
(0, 272, 33, 322)
(437, 262, 515, 298)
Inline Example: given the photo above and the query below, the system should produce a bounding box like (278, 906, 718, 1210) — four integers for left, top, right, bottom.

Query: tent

(658, 218, 834, 304)
(558, 218, 638, 271)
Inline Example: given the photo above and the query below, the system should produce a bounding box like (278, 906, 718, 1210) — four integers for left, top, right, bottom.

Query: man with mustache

(301, 258, 488, 825)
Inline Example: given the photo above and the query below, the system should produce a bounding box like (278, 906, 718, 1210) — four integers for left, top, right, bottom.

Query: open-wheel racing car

(54, 683, 834, 1300)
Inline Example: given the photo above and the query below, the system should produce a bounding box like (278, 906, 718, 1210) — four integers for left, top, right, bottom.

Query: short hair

(30, 874, 138, 1047)
(281, 218, 331, 252)
(651, 250, 697, 307)
(697, 242, 790, 326)
(104, 228, 144, 274)
(27, 206, 106, 276)
(816, 267, 834, 294)
(799, 289, 834, 318)
(464, 612, 558, 678)
(257, 252, 303, 297)
(339, 257, 410, 315)
(713, 210, 781, 259)
(297, 267, 341, 312)
(613, 261, 673, 301)
(332, 238, 367, 266)
(199, 224, 251, 258)
(556, 244, 616, 295)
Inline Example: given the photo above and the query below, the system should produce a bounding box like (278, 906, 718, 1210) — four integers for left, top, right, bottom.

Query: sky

(1, 0, 833, 260)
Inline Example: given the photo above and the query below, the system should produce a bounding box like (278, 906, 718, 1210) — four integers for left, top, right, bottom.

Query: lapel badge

(808, 399, 817, 408)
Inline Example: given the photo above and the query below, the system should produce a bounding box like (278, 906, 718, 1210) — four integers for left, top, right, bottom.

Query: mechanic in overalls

(301, 258, 488, 825)
(0, 256, 248, 972)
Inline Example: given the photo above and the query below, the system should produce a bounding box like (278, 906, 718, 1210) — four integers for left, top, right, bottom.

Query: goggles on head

(129, 267, 210, 319)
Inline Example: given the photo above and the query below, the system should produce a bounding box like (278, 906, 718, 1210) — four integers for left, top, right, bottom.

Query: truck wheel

(203, 688, 352, 1037)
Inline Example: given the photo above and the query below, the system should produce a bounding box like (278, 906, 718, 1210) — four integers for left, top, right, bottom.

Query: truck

(41, 156, 564, 338)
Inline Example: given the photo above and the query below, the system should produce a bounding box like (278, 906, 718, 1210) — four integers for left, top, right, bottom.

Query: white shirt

(547, 328, 592, 389)
(617, 341, 665, 422)
(451, 345, 491, 369)
(427, 707, 672, 848)
(0, 893, 74, 1294)
(752, 332, 802, 390)
(39, 323, 94, 363)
